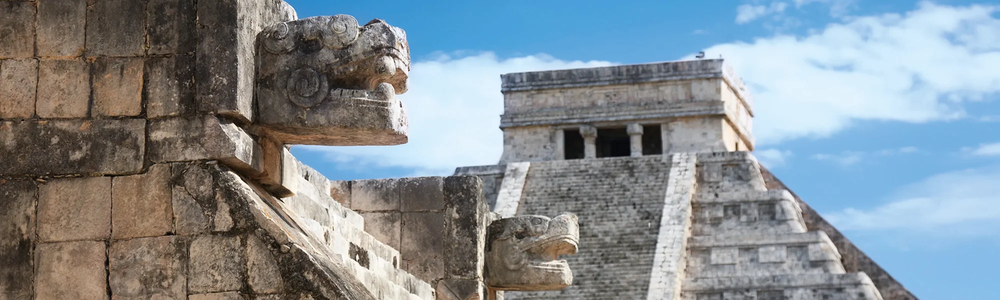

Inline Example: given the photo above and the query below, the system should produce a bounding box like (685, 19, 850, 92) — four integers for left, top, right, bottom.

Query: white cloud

(824, 166, 1000, 236)
(794, 0, 856, 17)
(736, 2, 789, 24)
(297, 53, 613, 175)
(970, 142, 1000, 156)
(704, 2, 1000, 145)
(811, 147, 921, 166)
(755, 149, 793, 167)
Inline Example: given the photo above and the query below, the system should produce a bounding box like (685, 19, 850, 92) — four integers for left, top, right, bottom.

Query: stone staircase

(681, 152, 883, 300)
(277, 160, 435, 300)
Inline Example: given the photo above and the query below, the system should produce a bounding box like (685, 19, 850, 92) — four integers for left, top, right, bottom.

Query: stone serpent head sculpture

(255, 14, 409, 146)
(485, 213, 580, 291)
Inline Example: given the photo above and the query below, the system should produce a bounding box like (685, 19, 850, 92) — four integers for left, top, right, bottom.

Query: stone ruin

(0, 1, 576, 299)
(0, 1, 915, 300)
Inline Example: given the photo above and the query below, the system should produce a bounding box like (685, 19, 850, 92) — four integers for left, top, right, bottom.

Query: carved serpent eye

(322, 14, 359, 49)
(286, 67, 329, 108)
(263, 23, 296, 53)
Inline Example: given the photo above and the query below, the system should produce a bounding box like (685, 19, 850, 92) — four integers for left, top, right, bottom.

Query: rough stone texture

(37, 177, 112, 242)
(189, 235, 245, 293)
(34, 241, 108, 300)
(112, 164, 173, 239)
(86, 0, 146, 57)
(437, 279, 485, 300)
(189, 291, 245, 300)
(146, 0, 197, 55)
(146, 55, 196, 118)
(149, 116, 261, 174)
(494, 162, 529, 218)
(0, 180, 36, 300)
(0, 2, 35, 58)
(0, 119, 145, 176)
(485, 213, 579, 291)
(401, 212, 446, 281)
(759, 166, 917, 300)
(0, 59, 37, 119)
(36, 59, 89, 118)
(646, 153, 696, 300)
(401, 177, 445, 212)
(92, 57, 144, 117)
(255, 15, 410, 145)
(109, 236, 187, 299)
(247, 235, 283, 294)
(442, 176, 489, 281)
(196, 0, 296, 122)
(351, 179, 400, 211)
(37, 0, 86, 57)
(361, 212, 401, 250)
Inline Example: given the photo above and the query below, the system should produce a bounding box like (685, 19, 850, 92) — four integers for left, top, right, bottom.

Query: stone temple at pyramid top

(496, 58, 755, 164)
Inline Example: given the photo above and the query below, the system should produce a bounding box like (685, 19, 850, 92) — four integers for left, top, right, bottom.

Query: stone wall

(330, 176, 492, 300)
(0, 1, 440, 299)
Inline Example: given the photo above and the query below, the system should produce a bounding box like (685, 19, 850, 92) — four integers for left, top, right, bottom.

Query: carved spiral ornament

(322, 14, 360, 49)
(286, 68, 328, 108)
(263, 23, 296, 54)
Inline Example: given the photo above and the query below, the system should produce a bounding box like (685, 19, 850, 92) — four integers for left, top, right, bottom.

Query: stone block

(37, 177, 112, 242)
(146, 0, 196, 55)
(401, 212, 445, 282)
(0, 119, 146, 176)
(37, 0, 86, 57)
(92, 57, 144, 117)
(86, 0, 146, 56)
(759, 245, 787, 263)
(361, 212, 401, 250)
(112, 164, 173, 239)
(34, 241, 108, 300)
(247, 235, 283, 294)
(710, 247, 737, 265)
(170, 163, 234, 235)
(37, 59, 89, 118)
(0, 59, 37, 119)
(443, 176, 488, 280)
(351, 179, 400, 211)
(149, 116, 261, 175)
(436, 279, 485, 300)
(330, 180, 351, 207)
(145, 54, 195, 118)
(189, 235, 245, 293)
(189, 292, 245, 300)
(0, 2, 34, 58)
(254, 137, 293, 197)
(0, 180, 36, 300)
(109, 236, 187, 299)
(401, 177, 444, 212)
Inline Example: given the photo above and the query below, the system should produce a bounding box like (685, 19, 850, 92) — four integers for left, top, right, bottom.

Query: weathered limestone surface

(92, 57, 144, 117)
(149, 115, 261, 174)
(0, 2, 35, 58)
(0, 180, 36, 300)
(109, 236, 188, 299)
(86, 0, 146, 57)
(0, 59, 37, 119)
(255, 15, 410, 145)
(37, 0, 87, 57)
(197, 0, 297, 122)
(36, 59, 89, 118)
(485, 213, 580, 291)
(112, 164, 173, 239)
(0, 119, 145, 176)
(34, 241, 108, 300)
(37, 177, 112, 242)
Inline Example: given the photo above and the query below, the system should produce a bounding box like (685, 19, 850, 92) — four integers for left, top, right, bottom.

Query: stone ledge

(688, 231, 836, 249)
(683, 272, 879, 291)
(0, 119, 145, 176)
(499, 100, 726, 128)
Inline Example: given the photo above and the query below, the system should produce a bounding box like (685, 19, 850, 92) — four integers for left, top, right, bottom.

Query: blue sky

(284, 0, 1000, 298)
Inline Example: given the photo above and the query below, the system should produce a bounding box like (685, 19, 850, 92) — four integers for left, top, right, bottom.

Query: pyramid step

(682, 273, 883, 300)
(692, 190, 807, 235)
(685, 231, 845, 277)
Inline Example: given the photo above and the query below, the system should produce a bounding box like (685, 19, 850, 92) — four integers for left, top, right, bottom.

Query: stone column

(579, 125, 597, 159)
(627, 123, 643, 157)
